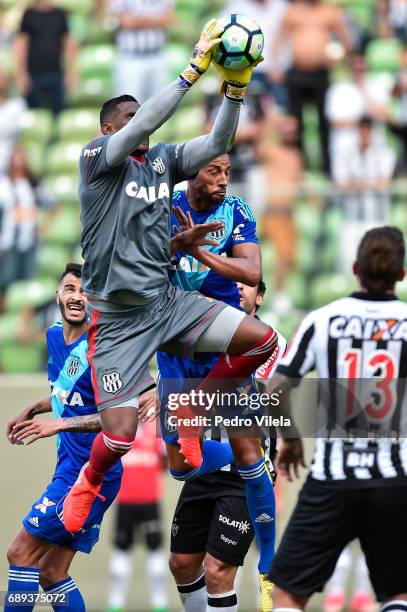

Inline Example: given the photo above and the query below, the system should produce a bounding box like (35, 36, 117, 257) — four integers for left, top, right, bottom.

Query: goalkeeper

(63, 26, 278, 612)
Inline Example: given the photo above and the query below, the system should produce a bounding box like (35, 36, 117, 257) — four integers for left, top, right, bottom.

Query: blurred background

(1, 0, 407, 609)
(0, 0, 407, 371)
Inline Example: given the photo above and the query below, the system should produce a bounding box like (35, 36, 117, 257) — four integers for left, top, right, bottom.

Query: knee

(169, 554, 200, 585)
(273, 585, 307, 609)
(204, 556, 234, 594)
(146, 531, 162, 552)
(38, 566, 64, 590)
(7, 540, 38, 568)
(232, 439, 262, 466)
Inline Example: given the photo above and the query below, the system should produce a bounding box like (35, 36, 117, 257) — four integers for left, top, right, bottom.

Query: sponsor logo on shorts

(28, 517, 39, 528)
(218, 514, 251, 534)
(255, 513, 274, 523)
(171, 522, 179, 537)
(220, 534, 237, 546)
(35, 497, 56, 514)
(101, 371, 123, 394)
(67, 358, 81, 377)
(152, 157, 165, 174)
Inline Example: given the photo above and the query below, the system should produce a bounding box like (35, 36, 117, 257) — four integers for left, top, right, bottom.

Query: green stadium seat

(0, 313, 20, 344)
(20, 109, 54, 146)
(36, 245, 72, 279)
(70, 76, 113, 107)
(57, 109, 101, 142)
(173, 106, 205, 140)
(286, 272, 308, 309)
(293, 203, 321, 239)
(0, 46, 14, 77)
(45, 174, 78, 205)
(5, 279, 56, 313)
(168, 44, 191, 81)
(0, 341, 44, 374)
(79, 45, 115, 79)
(310, 273, 354, 308)
(43, 206, 81, 247)
(365, 39, 403, 74)
(21, 141, 46, 178)
(46, 141, 82, 175)
(295, 237, 316, 273)
(72, 245, 84, 264)
(390, 203, 407, 231)
(55, 0, 95, 15)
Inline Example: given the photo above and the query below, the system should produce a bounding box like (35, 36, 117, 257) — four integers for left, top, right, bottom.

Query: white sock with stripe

(207, 590, 237, 610)
(381, 602, 407, 612)
(177, 573, 207, 612)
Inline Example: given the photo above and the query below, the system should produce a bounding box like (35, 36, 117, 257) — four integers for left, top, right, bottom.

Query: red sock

(203, 326, 278, 389)
(85, 431, 134, 485)
(177, 327, 278, 434)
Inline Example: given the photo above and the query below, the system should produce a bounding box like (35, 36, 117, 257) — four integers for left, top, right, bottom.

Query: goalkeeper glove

(180, 19, 223, 87)
(212, 56, 264, 101)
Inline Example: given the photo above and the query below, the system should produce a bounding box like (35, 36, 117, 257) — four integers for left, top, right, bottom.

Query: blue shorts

(23, 475, 121, 554)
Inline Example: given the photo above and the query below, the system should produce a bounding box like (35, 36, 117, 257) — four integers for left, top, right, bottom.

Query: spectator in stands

(0, 169, 16, 313)
(272, 0, 352, 173)
(225, 0, 290, 109)
(14, 0, 77, 116)
(332, 115, 397, 273)
(0, 70, 26, 175)
(326, 53, 392, 167)
(379, 0, 407, 42)
(390, 46, 407, 172)
(109, 0, 173, 103)
(0, 147, 58, 313)
(260, 115, 303, 315)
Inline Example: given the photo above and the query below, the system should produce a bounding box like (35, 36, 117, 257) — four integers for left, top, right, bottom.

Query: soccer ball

(212, 14, 264, 71)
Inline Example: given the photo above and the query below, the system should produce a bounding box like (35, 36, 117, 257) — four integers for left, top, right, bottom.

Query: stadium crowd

(0, 0, 407, 372)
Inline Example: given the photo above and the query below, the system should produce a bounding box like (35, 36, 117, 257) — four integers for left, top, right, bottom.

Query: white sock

(107, 548, 132, 609)
(326, 545, 352, 595)
(146, 549, 168, 609)
(207, 590, 237, 611)
(381, 602, 407, 612)
(177, 573, 207, 612)
(353, 550, 371, 594)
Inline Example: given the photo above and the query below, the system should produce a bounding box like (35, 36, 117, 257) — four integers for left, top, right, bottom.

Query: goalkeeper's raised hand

(212, 55, 264, 101)
(180, 18, 223, 87)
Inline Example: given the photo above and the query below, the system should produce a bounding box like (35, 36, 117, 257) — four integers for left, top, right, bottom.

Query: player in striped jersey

(269, 226, 407, 612)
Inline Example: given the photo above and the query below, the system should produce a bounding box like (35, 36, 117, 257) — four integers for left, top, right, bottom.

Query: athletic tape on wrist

(225, 83, 247, 101)
(180, 63, 203, 87)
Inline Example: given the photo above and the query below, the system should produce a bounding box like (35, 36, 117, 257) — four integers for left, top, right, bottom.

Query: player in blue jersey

(158, 155, 286, 612)
(4, 264, 124, 612)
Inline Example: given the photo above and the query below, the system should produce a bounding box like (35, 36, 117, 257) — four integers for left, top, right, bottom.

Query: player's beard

(59, 301, 87, 326)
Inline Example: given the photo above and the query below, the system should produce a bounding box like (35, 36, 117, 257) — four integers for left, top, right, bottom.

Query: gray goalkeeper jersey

(79, 136, 189, 304)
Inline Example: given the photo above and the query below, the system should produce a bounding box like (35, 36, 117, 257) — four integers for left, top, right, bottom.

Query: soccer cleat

(259, 573, 273, 612)
(350, 592, 377, 612)
(62, 462, 105, 533)
(179, 437, 202, 469)
(324, 592, 346, 612)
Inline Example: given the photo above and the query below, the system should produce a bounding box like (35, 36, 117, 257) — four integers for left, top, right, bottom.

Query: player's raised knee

(7, 538, 38, 568)
(169, 553, 199, 583)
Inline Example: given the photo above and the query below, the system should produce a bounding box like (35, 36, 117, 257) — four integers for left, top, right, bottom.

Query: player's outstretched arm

(181, 54, 263, 174)
(106, 19, 223, 167)
(10, 414, 102, 445)
(6, 397, 52, 444)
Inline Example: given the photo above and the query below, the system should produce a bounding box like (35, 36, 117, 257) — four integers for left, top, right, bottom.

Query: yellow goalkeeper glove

(180, 19, 223, 87)
(212, 56, 264, 101)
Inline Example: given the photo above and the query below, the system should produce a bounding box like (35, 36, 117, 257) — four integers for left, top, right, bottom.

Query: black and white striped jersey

(278, 291, 407, 487)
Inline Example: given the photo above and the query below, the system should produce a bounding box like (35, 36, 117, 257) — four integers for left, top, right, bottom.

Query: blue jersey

(157, 191, 259, 440)
(47, 322, 122, 484)
(170, 190, 258, 309)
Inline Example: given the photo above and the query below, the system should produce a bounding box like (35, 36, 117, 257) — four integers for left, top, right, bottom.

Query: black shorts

(269, 477, 407, 602)
(170, 472, 254, 566)
(114, 502, 162, 551)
